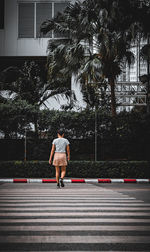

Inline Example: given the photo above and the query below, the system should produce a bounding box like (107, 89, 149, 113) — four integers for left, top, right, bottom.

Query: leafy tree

(0, 99, 38, 138)
(37, 109, 95, 139)
(0, 61, 74, 136)
(40, 0, 150, 116)
(0, 61, 72, 107)
(140, 42, 150, 113)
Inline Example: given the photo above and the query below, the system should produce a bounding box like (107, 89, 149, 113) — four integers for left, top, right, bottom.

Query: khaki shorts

(53, 152, 67, 166)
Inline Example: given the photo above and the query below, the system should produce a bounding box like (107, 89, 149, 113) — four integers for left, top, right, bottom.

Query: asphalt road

(0, 182, 150, 251)
(94, 183, 150, 203)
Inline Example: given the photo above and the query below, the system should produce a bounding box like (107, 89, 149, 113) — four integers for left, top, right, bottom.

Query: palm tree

(0, 61, 72, 136)
(0, 61, 72, 107)
(41, 0, 148, 116)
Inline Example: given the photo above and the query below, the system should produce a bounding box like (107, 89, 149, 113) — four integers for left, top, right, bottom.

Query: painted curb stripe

(13, 179, 27, 183)
(0, 178, 149, 183)
(136, 179, 149, 183)
(111, 179, 124, 183)
(29, 179, 42, 183)
(0, 179, 13, 182)
(71, 179, 85, 183)
(42, 179, 56, 183)
(84, 179, 98, 183)
(64, 179, 72, 183)
(124, 179, 137, 183)
(98, 179, 111, 183)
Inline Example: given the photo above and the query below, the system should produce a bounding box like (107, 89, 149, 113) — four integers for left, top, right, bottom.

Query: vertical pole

(70, 90, 73, 108)
(95, 106, 97, 161)
(24, 128, 27, 162)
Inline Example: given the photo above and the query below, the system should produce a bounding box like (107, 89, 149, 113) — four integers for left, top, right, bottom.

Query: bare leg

(61, 166, 66, 179)
(55, 166, 60, 183)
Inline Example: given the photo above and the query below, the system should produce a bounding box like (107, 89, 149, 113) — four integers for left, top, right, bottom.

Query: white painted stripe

(0, 188, 115, 192)
(0, 196, 136, 199)
(1, 207, 150, 211)
(0, 194, 129, 198)
(29, 179, 42, 183)
(0, 203, 149, 206)
(0, 193, 126, 197)
(0, 192, 116, 194)
(63, 179, 72, 183)
(0, 194, 125, 198)
(0, 193, 133, 197)
(0, 179, 13, 182)
(0, 197, 136, 200)
(0, 225, 150, 231)
(1, 218, 149, 223)
(0, 199, 143, 203)
(0, 192, 140, 197)
(0, 194, 126, 197)
(0, 188, 120, 192)
(136, 179, 149, 183)
(0, 235, 149, 243)
(84, 179, 98, 183)
(111, 179, 124, 183)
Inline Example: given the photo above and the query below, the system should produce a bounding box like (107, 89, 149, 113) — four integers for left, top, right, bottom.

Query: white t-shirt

(52, 138, 70, 153)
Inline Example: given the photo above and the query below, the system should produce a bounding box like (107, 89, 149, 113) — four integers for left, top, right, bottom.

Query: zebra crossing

(0, 183, 150, 251)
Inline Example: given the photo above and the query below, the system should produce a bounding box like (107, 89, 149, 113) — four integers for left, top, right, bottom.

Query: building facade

(0, 0, 85, 110)
(117, 39, 148, 112)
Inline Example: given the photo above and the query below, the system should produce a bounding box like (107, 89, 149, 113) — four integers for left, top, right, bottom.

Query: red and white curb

(0, 178, 150, 183)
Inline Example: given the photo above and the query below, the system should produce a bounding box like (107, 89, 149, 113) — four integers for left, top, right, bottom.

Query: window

(18, 3, 34, 38)
(18, 2, 68, 38)
(36, 3, 52, 38)
(0, 0, 4, 29)
(54, 2, 68, 38)
(54, 2, 68, 17)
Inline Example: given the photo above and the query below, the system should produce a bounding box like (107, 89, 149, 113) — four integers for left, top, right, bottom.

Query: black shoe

(60, 178, 64, 187)
(57, 183, 60, 189)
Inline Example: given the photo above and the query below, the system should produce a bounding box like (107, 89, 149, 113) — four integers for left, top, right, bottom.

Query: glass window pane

(18, 3, 34, 38)
(0, 0, 4, 29)
(54, 3, 68, 38)
(36, 3, 52, 38)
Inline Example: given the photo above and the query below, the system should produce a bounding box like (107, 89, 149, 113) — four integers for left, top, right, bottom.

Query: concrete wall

(0, 0, 55, 56)
(0, 0, 78, 56)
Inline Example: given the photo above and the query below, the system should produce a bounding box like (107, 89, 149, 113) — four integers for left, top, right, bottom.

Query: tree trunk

(109, 78, 117, 117)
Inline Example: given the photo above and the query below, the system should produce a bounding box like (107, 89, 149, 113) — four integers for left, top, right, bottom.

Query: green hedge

(0, 161, 150, 178)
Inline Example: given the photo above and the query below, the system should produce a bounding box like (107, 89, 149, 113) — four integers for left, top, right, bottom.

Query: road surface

(0, 182, 150, 251)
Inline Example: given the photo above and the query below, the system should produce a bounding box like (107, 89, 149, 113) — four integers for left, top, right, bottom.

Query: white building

(0, 0, 85, 110)
(117, 38, 148, 112)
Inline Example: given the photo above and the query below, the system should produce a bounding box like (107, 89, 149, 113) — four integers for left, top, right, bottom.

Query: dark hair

(57, 129, 64, 136)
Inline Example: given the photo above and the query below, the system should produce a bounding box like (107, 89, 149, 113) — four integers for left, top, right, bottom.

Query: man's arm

(49, 144, 55, 164)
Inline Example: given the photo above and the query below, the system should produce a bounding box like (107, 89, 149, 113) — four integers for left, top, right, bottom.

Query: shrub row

(0, 161, 150, 178)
